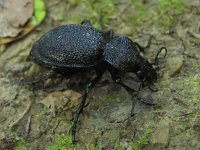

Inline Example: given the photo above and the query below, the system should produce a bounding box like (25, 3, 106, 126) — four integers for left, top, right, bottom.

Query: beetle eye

(137, 70, 142, 77)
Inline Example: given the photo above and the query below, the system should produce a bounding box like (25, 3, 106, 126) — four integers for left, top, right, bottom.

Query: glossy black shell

(104, 36, 141, 71)
(30, 24, 105, 71)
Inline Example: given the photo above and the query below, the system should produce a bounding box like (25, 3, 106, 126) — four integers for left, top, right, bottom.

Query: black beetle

(30, 19, 166, 143)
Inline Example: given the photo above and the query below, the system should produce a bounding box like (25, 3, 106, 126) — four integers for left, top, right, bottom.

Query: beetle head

(136, 58, 157, 86)
(104, 35, 158, 88)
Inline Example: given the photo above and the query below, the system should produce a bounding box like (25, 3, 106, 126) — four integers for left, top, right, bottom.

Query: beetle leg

(112, 75, 157, 107)
(134, 42, 145, 52)
(81, 19, 92, 26)
(112, 75, 138, 96)
(21, 70, 60, 85)
(108, 67, 138, 96)
(144, 34, 153, 48)
(71, 71, 104, 144)
(109, 71, 139, 118)
(99, 15, 114, 41)
(108, 66, 142, 114)
(134, 35, 153, 52)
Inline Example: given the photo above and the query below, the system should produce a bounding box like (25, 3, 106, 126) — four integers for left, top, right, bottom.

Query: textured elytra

(30, 24, 105, 70)
(104, 36, 142, 71)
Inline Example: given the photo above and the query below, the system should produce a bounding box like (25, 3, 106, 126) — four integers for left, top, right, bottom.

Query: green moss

(156, 0, 185, 15)
(47, 134, 80, 150)
(129, 1, 149, 26)
(88, 144, 102, 150)
(155, 0, 185, 28)
(68, 0, 117, 29)
(114, 144, 124, 150)
(66, 0, 186, 34)
(178, 74, 200, 104)
(129, 0, 186, 32)
(15, 138, 26, 150)
(47, 134, 103, 150)
(132, 128, 152, 150)
(99, 92, 124, 105)
(101, 93, 119, 101)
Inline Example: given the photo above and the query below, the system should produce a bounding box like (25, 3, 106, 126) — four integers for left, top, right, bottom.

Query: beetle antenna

(145, 35, 153, 49)
(153, 47, 167, 65)
(99, 15, 105, 32)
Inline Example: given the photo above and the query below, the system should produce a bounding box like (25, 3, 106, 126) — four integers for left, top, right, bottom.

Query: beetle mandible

(30, 19, 167, 143)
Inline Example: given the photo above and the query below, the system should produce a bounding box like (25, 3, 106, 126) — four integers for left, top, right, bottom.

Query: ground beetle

(30, 19, 167, 143)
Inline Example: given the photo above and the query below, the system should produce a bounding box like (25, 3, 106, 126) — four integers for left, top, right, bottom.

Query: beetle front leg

(18, 70, 58, 85)
(111, 74, 138, 97)
(71, 72, 103, 144)
(108, 67, 138, 96)
(109, 71, 138, 119)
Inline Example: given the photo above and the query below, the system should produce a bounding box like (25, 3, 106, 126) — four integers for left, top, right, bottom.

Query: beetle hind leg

(71, 71, 104, 144)
(20, 70, 61, 85)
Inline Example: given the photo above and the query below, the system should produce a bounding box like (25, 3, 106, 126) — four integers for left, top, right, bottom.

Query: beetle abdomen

(30, 24, 105, 70)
